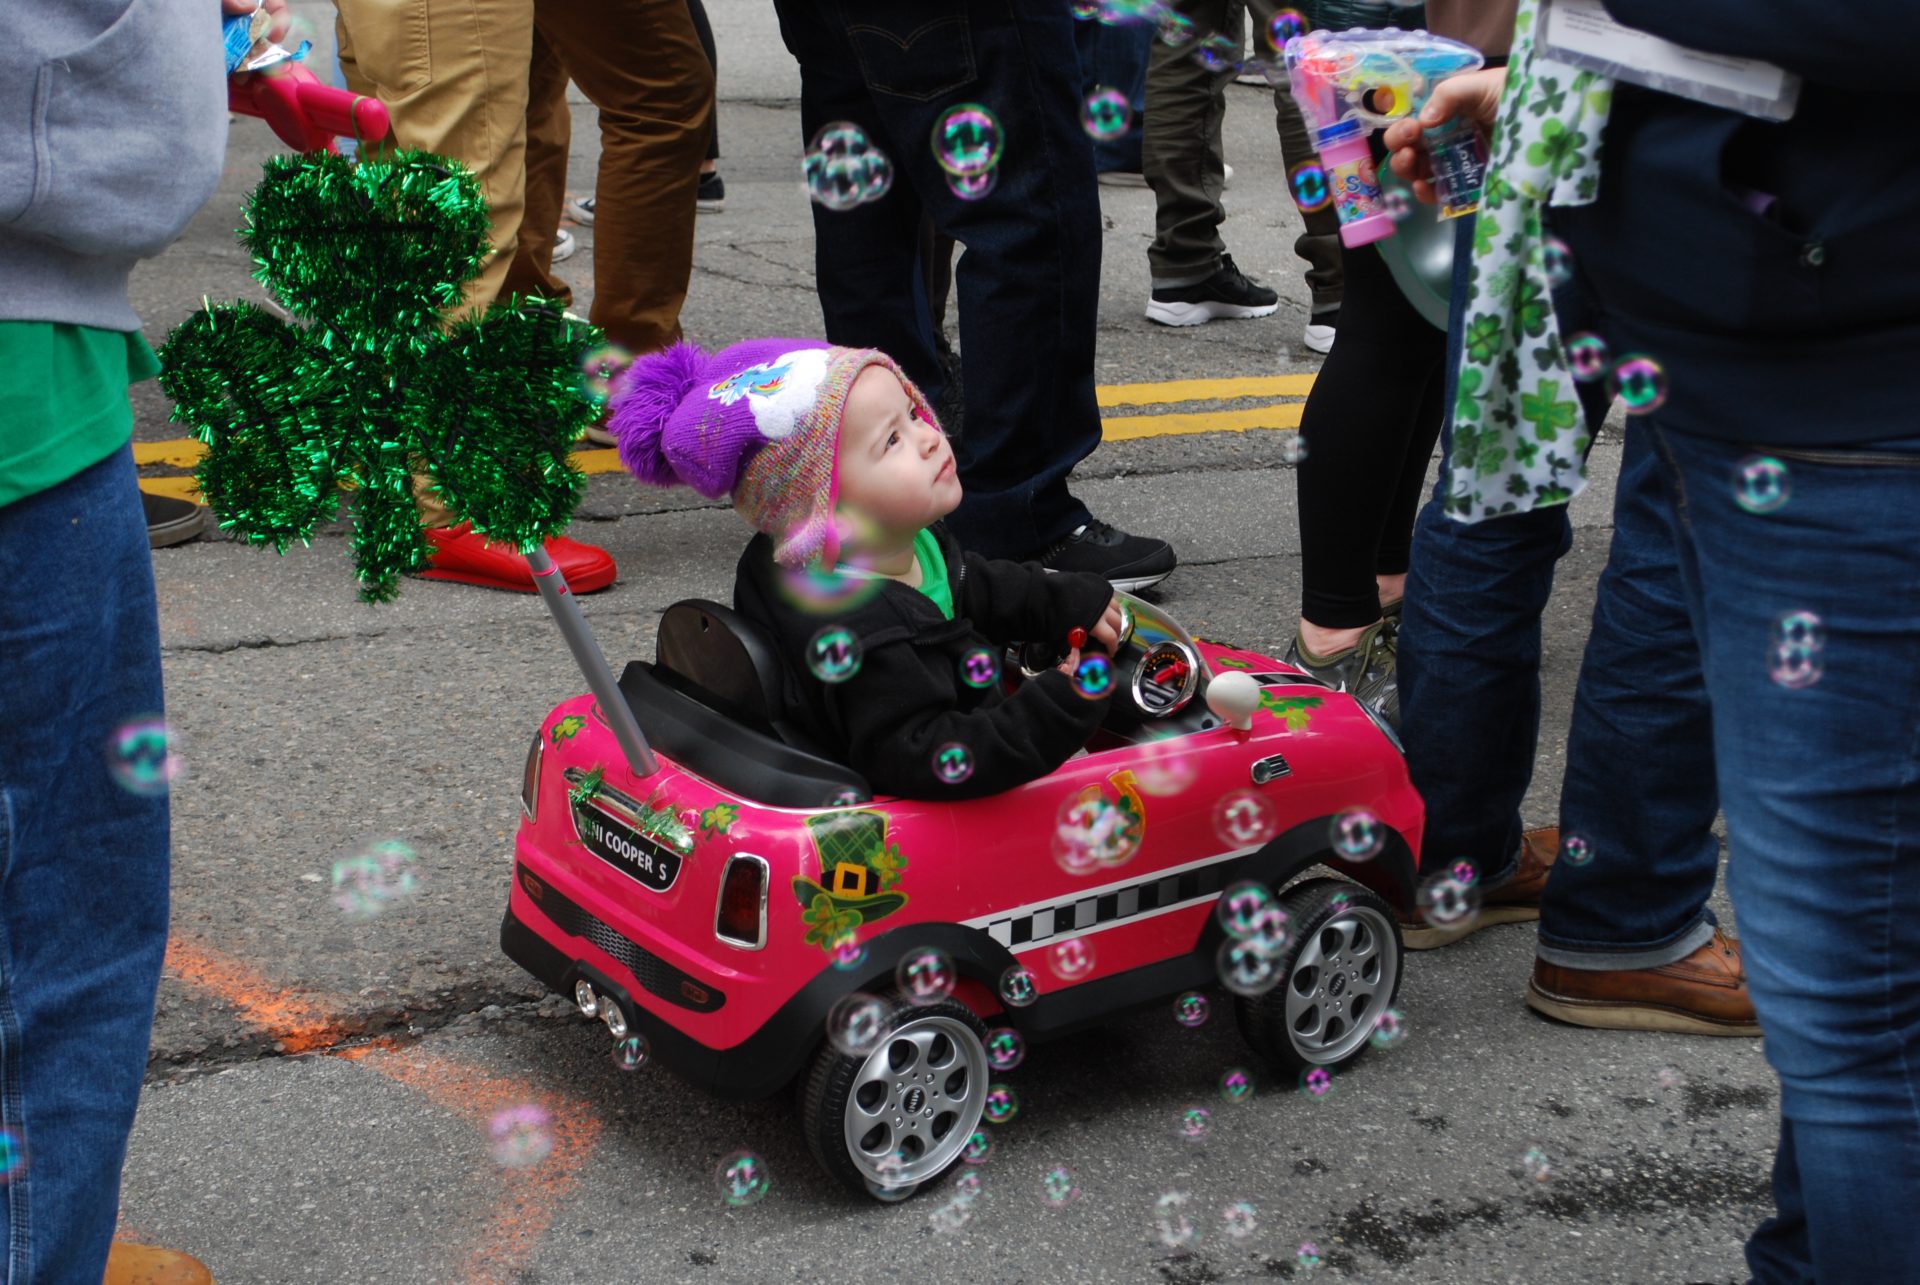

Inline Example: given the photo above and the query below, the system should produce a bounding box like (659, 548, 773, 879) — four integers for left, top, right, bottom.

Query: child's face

(835, 365, 961, 548)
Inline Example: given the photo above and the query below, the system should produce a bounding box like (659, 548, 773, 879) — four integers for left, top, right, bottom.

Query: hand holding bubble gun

(1282, 28, 1489, 245)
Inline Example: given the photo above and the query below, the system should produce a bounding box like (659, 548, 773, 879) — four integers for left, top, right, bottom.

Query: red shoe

(418, 523, 616, 594)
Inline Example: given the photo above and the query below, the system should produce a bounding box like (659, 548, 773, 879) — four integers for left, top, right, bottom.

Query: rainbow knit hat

(608, 338, 935, 568)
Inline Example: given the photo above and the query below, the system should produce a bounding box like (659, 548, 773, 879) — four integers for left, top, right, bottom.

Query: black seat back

(656, 599, 785, 733)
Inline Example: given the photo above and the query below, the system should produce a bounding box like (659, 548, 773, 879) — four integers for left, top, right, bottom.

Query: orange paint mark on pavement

(163, 934, 601, 1284)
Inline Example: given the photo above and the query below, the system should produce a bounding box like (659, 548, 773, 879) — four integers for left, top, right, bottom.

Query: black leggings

(686, 0, 720, 161)
(1294, 236, 1446, 629)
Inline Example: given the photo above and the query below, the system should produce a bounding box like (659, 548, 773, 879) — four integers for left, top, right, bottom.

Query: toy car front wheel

(1235, 878, 1403, 1075)
(800, 995, 990, 1202)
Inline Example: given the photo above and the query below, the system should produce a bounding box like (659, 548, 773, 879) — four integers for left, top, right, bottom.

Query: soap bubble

(1219, 1067, 1256, 1103)
(716, 1149, 773, 1206)
(613, 1034, 650, 1070)
(1382, 189, 1413, 221)
(1041, 1165, 1081, 1207)
(829, 931, 867, 971)
(1049, 938, 1097, 982)
(1560, 833, 1593, 867)
(1217, 937, 1284, 997)
(963, 1129, 993, 1164)
(986, 1026, 1026, 1071)
(945, 169, 999, 201)
(1449, 859, 1479, 888)
(776, 559, 884, 615)
(1217, 881, 1276, 938)
(490, 1105, 553, 1168)
(1177, 1105, 1211, 1141)
(1330, 809, 1386, 862)
(803, 122, 894, 212)
(1610, 355, 1669, 414)
(107, 716, 181, 797)
(0, 1130, 28, 1186)
(331, 839, 420, 920)
(1222, 1199, 1259, 1239)
(1134, 735, 1198, 796)
(806, 626, 862, 683)
(1212, 788, 1278, 847)
(1072, 652, 1114, 699)
(1542, 236, 1574, 288)
(1280, 433, 1310, 465)
(984, 1083, 1020, 1124)
(1768, 610, 1826, 689)
(1521, 1144, 1552, 1182)
(1080, 87, 1132, 141)
(1370, 1007, 1408, 1050)
(1298, 1067, 1335, 1101)
(932, 104, 1003, 178)
(578, 342, 632, 403)
(933, 741, 975, 785)
(1289, 161, 1331, 213)
(1155, 1192, 1198, 1247)
(1734, 455, 1791, 515)
(1266, 9, 1307, 49)
(828, 992, 890, 1056)
(1173, 991, 1210, 1028)
(999, 965, 1039, 1008)
(958, 646, 1001, 689)
(897, 946, 956, 1005)
(1191, 33, 1241, 73)
(1054, 794, 1139, 874)
(1565, 331, 1610, 383)
(1297, 1241, 1323, 1270)
(1415, 870, 1482, 933)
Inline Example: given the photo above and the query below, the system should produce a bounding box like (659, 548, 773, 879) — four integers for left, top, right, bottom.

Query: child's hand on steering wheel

(1089, 596, 1126, 654)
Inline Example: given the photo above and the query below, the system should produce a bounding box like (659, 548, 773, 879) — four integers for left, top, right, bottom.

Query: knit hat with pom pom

(607, 338, 935, 568)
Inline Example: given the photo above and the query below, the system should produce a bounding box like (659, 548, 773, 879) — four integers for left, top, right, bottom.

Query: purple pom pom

(608, 340, 708, 488)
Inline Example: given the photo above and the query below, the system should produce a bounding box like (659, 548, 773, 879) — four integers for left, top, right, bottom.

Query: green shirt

(0, 322, 160, 510)
(834, 527, 954, 619)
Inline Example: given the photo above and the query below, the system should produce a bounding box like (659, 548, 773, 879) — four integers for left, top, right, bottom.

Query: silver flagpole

(525, 546, 658, 778)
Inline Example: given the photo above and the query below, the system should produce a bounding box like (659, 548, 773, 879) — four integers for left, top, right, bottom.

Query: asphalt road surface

(112, 5, 1772, 1282)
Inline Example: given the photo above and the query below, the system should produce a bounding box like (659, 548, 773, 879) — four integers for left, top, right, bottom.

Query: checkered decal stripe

(978, 857, 1242, 949)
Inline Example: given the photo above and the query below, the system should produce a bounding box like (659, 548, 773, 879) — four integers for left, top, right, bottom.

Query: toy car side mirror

(1205, 671, 1262, 732)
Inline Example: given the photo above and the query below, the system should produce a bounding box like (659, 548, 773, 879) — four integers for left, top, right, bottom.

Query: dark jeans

(1637, 421, 1920, 1284)
(1072, 14, 1150, 174)
(0, 446, 172, 1283)
(771, 0, 1101, 558)
(1141, 0, 1341, 306)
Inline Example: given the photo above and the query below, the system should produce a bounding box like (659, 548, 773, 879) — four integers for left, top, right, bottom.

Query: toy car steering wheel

(1011, 594, 1205, 725)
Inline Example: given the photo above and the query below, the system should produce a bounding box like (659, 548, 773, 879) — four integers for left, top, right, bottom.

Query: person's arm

(823, 640, 1108, 799)
(959, 553, 1118, 650)
(1601, 0, 1920, 85)
(1383, 68, 1508, 205)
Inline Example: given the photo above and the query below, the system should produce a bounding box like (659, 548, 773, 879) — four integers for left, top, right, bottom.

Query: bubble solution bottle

(1315, 120, 1396, 247)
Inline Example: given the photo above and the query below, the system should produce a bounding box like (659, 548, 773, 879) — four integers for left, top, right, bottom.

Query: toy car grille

(517, 864, 725, 1014)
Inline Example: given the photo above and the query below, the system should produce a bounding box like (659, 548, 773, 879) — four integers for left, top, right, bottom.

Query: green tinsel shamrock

(158, 149, 603, 602)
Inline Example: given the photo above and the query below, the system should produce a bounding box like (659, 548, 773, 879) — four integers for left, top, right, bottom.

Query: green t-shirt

(0, 322, 160, 510)
(834, 527, 953, 619)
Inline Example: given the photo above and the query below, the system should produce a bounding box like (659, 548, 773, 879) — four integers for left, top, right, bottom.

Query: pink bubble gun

(1283, 28, 1488, 245)
(221, 11, 390, 154)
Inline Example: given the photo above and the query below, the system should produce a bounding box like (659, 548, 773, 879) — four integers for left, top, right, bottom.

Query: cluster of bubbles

(613, 1034, 649, 1071)
(330, 838, 420, 921)
(1331, 809, 1386, 862)
(1768, 609, 1826, 689)
(804, 122, 894, 212)
(1560, 833, 1594, 867)
(0, 1128, 27, 1186)
(933, 741, 975, 785)
(1174, 991, 1211, 1028)
(958, 646, 1001, 689)
(1041, 1164, 1081, 1207)
(1415, 867, 1483, 934)
(1219, 1066, 1255, 1102)
(1212, 788, 1279, 847)
(108, 716, 181, 797)
(1072, 653, 1115, 699)
(1542, 239, 1671, 413)
(1370, 1007, 1408, 1050)
(806, 625, 863, 683)
(932, 104, 1005, 201)
(1054, 794, 1139, 874)
(1080, 87, 1132, 141)
(1521, 1144, 1552, 1183)
(489, 1104, 554, 1168)
(984, 1083, 1020, 1124)
(716, 1149, 773, 1206)
(577, 342, 632, 403)
(1299, 1066, 1335, 1101)
(1215, 880, 1291, 996)
(1734, 454, 1791, 515)
(897, 945, 958, 1004)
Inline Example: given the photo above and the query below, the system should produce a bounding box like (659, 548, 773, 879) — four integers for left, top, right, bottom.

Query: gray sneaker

(1284, 620, 1399, 727)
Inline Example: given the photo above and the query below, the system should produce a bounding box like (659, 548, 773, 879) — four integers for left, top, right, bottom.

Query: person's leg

(1648, 422, 1920, 1281)
(684, 0, 720, 168)
(1370, 359, 1443, 601)
(1078, 14, 1152, 175)
(502, 30, 574, 309)
(1247, 0, 1341, 316)
(1142, 0, 1234, 287)
(535, 0, 713, 354)
(0, 448, 171, 1283)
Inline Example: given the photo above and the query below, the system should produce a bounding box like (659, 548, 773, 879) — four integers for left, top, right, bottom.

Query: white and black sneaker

(552, 228, 579, 263)
(1145, 254, 1279, 327)
(1033, 519, 1177, 592)
(564, 194, 596, 225)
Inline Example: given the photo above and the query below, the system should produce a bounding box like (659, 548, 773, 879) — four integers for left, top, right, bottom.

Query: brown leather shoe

(1526, 928, 1762, 1036)
(103, 1242, 213, 1285)
(1401, 826, 1559, 950)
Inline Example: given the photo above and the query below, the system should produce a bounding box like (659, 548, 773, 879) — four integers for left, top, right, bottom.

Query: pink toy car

(501, 592, 1422, 1199)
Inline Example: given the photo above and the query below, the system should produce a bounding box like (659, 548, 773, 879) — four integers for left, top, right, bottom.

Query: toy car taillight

(715, 854, 769, 949)
(521, 729, 542, 821)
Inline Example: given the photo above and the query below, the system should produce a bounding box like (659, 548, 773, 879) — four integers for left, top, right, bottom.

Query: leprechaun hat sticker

(793, 810, 909, 951)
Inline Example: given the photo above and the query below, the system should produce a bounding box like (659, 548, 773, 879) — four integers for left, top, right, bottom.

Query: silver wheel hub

(1284, 904, 1398, 1063)
(842, 1013, 986, 1191)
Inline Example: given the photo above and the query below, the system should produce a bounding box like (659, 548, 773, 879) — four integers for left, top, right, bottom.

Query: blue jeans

(1621, 422, 1920, 1284)
(1072, 15, 1150, 174)
(0, 446, 172, 1284)
(771, 0, 1101, 558)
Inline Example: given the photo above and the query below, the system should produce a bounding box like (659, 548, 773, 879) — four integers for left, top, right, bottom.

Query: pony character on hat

(706, 348, 832, 442)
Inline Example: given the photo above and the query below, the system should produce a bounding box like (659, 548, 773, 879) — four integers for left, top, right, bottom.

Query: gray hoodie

(1, 0, 229, 331)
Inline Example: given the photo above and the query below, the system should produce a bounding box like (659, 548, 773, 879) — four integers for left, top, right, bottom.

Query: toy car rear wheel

(1235, 878, 1403, 1075)
(800, 994, 990, 1202)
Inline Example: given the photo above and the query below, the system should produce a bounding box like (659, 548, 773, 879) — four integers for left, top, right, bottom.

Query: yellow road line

(135, 373, 1316, 496)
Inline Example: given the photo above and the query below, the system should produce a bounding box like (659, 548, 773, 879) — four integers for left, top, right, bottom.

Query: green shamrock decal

(550, 715, 587, 745)
(158, 150, 603, 602)
(700, 803, 739, 838)
(802, 894, 861, 950)
(1261, 693, 1324, 731)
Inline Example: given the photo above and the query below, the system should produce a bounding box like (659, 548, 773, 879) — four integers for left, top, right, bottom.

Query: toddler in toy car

(609, 338, 1123, 799)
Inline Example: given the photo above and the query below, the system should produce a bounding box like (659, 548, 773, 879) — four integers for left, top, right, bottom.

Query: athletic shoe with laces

(1032, 519, 1177, 592)
(697, 171, 726, 211)
(1303, 306, 1339, 354)
(1145, 253, 1279, 327)
(1284, 620, 1398, 726)
(552, 228, 578, 263)
(564, 194, 595, 225)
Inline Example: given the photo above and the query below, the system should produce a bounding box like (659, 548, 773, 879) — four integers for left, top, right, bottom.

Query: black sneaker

(144, 490, 209, 549)
(698, 172, 726, 212)
(1145, 254, 1279, 327)
(1284, 621, 1399, 727)
(1032, 519, 1177, 592)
